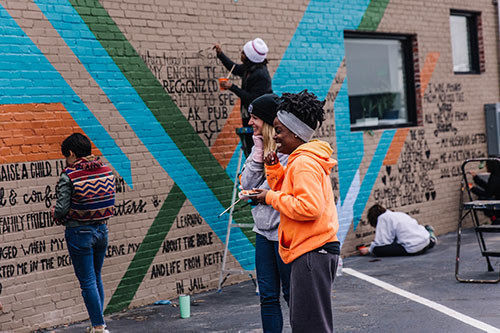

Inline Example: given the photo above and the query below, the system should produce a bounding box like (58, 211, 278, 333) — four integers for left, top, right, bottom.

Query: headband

(276, 111, 315, 143)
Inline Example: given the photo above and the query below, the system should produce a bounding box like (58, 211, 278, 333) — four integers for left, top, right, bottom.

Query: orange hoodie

(265, 140, 339, 264)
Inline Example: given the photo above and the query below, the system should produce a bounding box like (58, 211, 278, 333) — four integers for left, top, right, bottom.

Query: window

(450, 10, 481, 74)
(344, 32, 417, 130)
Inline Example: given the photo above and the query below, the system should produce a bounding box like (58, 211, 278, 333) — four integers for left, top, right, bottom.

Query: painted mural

(0, 0, 492, 331)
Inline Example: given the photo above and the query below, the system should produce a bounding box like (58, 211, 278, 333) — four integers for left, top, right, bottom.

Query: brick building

(0, 0, 497, 331)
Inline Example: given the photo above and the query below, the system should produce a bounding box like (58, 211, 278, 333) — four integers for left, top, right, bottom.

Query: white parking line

(343, 268, 500, 333)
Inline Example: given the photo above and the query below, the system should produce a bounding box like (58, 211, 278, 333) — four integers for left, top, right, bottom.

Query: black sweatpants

(372, 238, 436, 257)
(289, 250, 339, 333)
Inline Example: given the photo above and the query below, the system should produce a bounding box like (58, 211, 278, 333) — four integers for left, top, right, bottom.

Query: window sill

(454, 71, 481, 75)
(350, 121, 415, 132)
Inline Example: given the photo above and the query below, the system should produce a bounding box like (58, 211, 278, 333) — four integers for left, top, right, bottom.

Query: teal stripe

(37, 0, 256, 270)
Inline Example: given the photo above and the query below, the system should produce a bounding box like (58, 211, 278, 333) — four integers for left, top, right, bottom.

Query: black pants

(289, 250, 339, 333)
(372, 238, 435, 257)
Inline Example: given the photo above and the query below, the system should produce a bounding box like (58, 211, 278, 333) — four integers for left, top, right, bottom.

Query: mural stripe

(65, 0, 245, 206)
(0, 103, 102, 163)
(335, 81, 365, 204)
(383, 128, 410, 165)
(0, 4, 132, 185)
(272, 0, 372, 98)
(353, 129, 396, 230)
(270, 0, 394, 239)
(420, 52, 440, 96)
(37, 0, 255, 257)
(272, 0, 372, 205)
(336, 169, 361, 244)
(211, 100, 242, 168)
(358, 0, 391, 31)
(104, 184, 186, 314)
(54, 0, 256, 310)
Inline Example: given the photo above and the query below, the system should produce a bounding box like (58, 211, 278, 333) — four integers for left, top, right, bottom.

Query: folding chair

(456, 157, 500, 283)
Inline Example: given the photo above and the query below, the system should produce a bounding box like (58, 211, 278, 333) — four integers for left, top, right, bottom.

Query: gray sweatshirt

(239, 147, 288, 241)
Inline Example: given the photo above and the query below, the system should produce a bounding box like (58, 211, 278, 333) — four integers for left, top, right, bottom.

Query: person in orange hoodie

(253, 90, 339, 333)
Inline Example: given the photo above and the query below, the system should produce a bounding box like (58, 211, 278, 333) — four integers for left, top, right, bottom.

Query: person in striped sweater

(52, 133, 115, 333)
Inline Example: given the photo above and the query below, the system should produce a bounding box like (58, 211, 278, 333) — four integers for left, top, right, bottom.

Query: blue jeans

(65, 224, 108, 327)
(255, 233, 291, 333)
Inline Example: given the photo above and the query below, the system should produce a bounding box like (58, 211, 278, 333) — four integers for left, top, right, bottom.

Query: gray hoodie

(239, 147, 288, 241)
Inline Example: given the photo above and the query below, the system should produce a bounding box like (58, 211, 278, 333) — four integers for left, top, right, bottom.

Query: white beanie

(243, 38, 268, 63)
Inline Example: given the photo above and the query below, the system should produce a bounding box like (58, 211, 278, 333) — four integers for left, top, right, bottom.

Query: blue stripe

(271, 0, 395, 234)
(36, 0, 254, 269)
(0, 4, 132, 187)
(352, 129, 395, 230)
(271, 0, 370, 204)
(71, 199, 115, 210)
(273, 0, 372, 99)
(335, 80, 364, 203)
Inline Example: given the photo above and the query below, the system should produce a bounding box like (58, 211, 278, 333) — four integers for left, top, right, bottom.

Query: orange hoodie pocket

(279, 231, 290, 250)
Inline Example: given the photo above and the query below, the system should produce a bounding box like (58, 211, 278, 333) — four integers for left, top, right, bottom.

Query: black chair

(456, 157, 500, 283)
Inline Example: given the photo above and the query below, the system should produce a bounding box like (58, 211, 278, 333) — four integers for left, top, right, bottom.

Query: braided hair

(278, 90, 326, 130)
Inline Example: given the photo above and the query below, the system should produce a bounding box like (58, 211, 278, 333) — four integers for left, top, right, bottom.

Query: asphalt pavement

(43, 228, 500, 333)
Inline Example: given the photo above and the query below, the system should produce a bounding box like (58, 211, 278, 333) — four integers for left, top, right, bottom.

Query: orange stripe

(383, 128, 410, 165)
(210, 100, 242, 168)
(420, 52, 440, 96)
(0, 103, 101, 164)
(382, 53, 439, 166)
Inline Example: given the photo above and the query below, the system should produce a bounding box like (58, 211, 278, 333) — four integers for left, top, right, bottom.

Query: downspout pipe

(496, 0, 500, 89)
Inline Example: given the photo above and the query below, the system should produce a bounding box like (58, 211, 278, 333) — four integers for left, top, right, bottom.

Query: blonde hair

(261, 122, 276, 156)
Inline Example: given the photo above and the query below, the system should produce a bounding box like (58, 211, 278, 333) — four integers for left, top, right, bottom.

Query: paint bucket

(218, 78, 228, 90)
(179, 294, 190, 318)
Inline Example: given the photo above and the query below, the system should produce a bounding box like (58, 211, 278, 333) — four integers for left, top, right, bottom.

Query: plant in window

(360, 93, 396, 119)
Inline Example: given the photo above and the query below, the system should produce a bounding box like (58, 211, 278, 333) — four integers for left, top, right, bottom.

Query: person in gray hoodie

(239, 94, 290, 333)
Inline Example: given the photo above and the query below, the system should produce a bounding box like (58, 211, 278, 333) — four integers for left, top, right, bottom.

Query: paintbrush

(218, 198, 242, 218)
(227, 64, 235, 78)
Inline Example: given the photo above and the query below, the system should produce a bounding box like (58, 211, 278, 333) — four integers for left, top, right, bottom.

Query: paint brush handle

(218, 198, 242, 217)
(226, 64, 235, 78)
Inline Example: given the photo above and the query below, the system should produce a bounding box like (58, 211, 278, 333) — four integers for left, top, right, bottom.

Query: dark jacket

(472, 173, 500, 222)
(472, 173, 500, 198)
(217, 52, 272, 116)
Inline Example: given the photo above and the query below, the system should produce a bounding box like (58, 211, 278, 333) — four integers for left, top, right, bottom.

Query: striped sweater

(63, 157, 115, 222)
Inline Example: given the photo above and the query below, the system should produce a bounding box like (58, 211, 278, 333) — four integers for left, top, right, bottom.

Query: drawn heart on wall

(382, 175, 387, 185)
(425, 192, 430, 201)
(425, 149, 431, 159)
(386, 165, 391, 176)
(431, 191, 436, 200)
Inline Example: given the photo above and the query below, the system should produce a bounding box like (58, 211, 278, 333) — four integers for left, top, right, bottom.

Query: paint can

(179, 294, 190, 318)
(218, 78, 228, 90)
(336, 256, 343, 276)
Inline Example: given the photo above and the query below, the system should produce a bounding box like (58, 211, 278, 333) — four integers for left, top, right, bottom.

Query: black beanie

(248, 93, 280, 125)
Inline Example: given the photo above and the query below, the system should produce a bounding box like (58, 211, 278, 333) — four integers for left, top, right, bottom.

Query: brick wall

(0, 0, 497, 331)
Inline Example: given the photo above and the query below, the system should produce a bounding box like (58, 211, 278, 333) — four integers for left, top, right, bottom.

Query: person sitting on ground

(469, 159, 500, 225)
(359, 204, 437, 257)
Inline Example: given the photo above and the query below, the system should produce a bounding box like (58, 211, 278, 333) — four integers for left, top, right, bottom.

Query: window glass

(345, 37, 411, 129)
(450, 15, 471, 72)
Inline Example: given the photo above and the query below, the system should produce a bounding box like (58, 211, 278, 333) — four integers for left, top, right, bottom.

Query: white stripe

(343, 268, 500, 333)
(336, 169, 361, 244)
